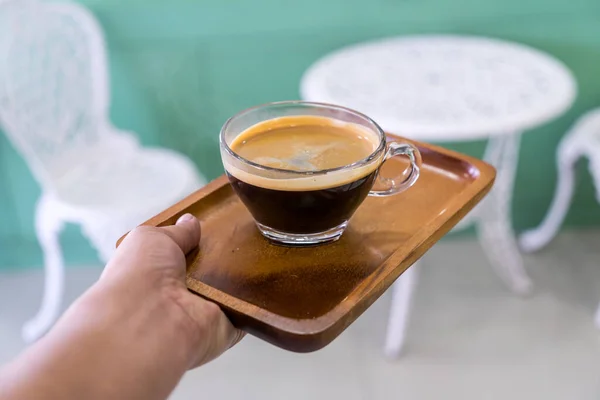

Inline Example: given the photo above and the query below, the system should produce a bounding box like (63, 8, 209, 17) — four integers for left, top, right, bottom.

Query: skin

(0, 214, 244, 400)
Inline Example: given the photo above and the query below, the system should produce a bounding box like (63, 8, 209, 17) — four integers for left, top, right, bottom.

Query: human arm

(0, 214, 243, 400)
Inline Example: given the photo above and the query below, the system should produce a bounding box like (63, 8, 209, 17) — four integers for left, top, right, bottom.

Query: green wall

(1, 0, 600, 269)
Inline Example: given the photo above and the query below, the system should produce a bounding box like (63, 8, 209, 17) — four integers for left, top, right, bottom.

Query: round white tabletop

(300, 35, 577, 141)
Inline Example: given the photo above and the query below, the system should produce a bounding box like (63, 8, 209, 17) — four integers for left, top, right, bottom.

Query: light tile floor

(2, 230, 600, 399)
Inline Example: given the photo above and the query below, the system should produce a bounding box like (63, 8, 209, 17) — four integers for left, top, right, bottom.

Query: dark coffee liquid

(227, 170, 377, 234)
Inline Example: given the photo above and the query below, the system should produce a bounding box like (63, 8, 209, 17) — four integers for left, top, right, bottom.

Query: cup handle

(368, 141, 422, 197)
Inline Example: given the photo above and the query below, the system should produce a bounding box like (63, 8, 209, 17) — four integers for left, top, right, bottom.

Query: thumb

(159, 213, 201, 254)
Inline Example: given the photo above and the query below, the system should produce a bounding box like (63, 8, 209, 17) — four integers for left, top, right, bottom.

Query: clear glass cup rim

(219, 100, 387, 176)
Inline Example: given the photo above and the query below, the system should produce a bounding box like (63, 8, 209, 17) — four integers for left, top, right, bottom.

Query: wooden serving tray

(119, 135, 495, 353)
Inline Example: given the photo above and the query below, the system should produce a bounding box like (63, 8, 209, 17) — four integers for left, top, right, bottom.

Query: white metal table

(300, 34, 576, 357)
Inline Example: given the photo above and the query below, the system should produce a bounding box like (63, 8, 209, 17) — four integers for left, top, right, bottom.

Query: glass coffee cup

(220, 101, 422, 246)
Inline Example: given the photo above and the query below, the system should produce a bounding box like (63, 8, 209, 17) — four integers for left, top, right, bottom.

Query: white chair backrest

(0, 0, 110, 187)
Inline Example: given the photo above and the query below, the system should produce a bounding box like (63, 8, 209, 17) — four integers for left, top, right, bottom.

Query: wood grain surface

(117, 135, 495, 352)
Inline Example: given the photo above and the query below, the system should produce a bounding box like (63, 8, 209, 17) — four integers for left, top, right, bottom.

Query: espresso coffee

(223, 116, 382, 235)
(230, 116, 377, 171)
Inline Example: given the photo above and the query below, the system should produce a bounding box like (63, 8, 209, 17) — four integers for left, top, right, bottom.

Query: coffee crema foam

(223, 115, 383, 191)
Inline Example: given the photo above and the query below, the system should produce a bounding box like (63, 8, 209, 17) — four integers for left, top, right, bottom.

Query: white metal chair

(0, 0, 205, 342)
(519, 107, 600, 326)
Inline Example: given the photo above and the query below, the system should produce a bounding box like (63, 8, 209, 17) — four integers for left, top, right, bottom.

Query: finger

(199, 310, 243, 367)
(159, 214, 201, 255)
(229, 329, 246, 349)
(181, 295, 244, 368)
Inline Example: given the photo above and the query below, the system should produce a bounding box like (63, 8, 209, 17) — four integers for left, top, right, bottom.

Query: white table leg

(383, 133, 532, 357)
(477, 133, 533, 295)
(384, 261, 420, 358)
(22, 195, 65, 342)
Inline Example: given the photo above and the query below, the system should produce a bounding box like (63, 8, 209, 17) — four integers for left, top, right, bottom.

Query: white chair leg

(384, 262, 420, 358)
(520, 108, 600, 252)
(22, 195, 65, 343)
(519, 149, 580, 253)
(477, 134, 532, 295)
